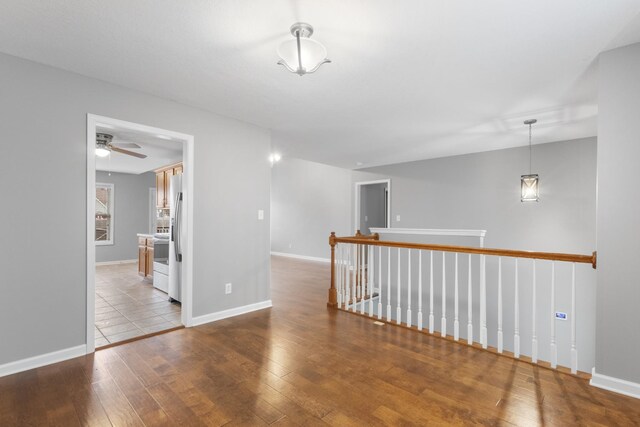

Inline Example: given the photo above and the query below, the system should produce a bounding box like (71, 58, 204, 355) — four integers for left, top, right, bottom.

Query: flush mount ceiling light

(521, 119, 539, 202)
(277, 22, 331, 76)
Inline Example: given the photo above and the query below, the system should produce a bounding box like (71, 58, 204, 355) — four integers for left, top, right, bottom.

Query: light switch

(365, 215, 368, 222)
(258, 210, 264, 220)
(396, 215, 401, 222)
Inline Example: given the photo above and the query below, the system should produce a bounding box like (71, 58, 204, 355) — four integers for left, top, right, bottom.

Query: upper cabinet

(155, 162, 183, 208)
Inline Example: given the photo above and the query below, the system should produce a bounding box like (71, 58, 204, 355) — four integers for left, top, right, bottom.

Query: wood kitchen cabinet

(138, 236, 154, 278)
(155, 162, 183, 208)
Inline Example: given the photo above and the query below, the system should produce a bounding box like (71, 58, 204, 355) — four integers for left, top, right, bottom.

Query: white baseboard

(591, 368, 640, 399)
(271, 251, 330, 263)
(191, 300, 272, 327)
(96, 259, 137, 266)
(0, 344, 87, 378)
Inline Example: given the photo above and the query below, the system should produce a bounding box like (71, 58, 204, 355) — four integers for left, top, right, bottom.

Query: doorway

(355, 179, 391, 234)
(86, 114, 194, 353)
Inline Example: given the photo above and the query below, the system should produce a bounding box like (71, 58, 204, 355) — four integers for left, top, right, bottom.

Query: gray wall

(95, 171, 155, 263)
(0, 52, 271, 366)
(596, 43, 640, 383)
(271, 157, 351, 259)
(352, 138, 597, 371)
(360, 183, 387, 234)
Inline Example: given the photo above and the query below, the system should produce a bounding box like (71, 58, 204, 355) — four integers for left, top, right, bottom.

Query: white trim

(87, 115, 97, 354)
(370, 227, 486, 247)
(271, 251, 331, 263)
(0, 345, 86, 378)
(370, 228, 487, 238)
(87, 114, 196, 354)
(191, 300, 273, 327)
(590, 368, 640, 399)
(95, 259, 137, 266)
(355, 179, 391, 233)
(149, 187, 157, 234)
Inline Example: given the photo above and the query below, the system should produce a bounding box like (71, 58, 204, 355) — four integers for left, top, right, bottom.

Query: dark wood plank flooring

(1, 256, 639, 426)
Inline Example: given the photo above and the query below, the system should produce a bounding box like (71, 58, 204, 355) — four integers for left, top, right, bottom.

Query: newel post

(328, 232, 338, 308)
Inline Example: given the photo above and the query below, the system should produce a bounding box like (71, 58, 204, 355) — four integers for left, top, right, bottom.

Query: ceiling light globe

(278, 23, 330, 75)
(96, 147, 110, 157)
(278, 38, 329, 75)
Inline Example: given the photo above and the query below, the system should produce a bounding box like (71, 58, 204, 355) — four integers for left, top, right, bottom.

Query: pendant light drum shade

(277, 23, 330, 75)
(521, 174, 539, 202)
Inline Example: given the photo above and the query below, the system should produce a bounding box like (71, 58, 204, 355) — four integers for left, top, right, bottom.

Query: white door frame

(148, 187, 157, 235)
(354, 179, 391, 233)
(86, 114, 195, 354)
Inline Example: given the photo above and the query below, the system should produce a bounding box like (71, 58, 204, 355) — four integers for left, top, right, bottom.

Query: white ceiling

(1, 1, 640, 169)
(95, 124, 182, 174)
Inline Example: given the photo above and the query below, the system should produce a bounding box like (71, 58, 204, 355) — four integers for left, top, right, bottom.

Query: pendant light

(521, 119, 539, 202)
(277, 22, 331, 76)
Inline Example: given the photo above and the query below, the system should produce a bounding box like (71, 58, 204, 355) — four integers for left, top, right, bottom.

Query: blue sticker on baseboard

(555, 312, 567, 320)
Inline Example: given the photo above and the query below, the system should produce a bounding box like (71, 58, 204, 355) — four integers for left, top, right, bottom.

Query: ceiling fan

(95, 133, 147, 159)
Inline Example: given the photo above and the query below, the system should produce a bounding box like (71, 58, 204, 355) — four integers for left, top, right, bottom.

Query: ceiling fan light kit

(277, 22, 330, 76)
(95, 133, 147, 159)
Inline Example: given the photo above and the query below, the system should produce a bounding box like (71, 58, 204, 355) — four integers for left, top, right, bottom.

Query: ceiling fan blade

(112, 142, 141, 149)
(111, 146, 147, 159)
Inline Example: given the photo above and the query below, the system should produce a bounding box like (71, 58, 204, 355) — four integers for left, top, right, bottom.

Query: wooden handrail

(333, 235, 597, 269)
(353, 230, 380, 240)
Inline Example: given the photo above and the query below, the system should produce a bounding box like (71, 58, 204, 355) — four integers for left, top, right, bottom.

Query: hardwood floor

(1, 256, 639, 426)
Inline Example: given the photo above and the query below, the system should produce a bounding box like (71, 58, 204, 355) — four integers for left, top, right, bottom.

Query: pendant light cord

(528, 123, 532, 175)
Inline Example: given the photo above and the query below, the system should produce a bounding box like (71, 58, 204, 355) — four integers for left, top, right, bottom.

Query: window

(96, 183, 114, 245)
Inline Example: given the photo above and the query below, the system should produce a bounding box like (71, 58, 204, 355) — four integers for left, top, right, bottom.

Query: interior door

(360, 183, 389, 234)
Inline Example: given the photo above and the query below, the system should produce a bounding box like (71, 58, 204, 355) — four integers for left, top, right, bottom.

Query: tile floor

(95, 262, 181, 348)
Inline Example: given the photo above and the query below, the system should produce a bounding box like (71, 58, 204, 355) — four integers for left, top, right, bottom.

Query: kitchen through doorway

(87, 115, 194, 352)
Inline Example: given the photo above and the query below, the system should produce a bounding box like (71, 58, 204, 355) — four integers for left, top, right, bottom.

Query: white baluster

(454, 253, 459, 341)
(355, 245, 360, 299)
(352, 244, 357, 313)
(360, 245, 369, 314)
(571, 263, 578, 374)
(418, 251, 423, 331)
(361, 245, 366, 314)
(397, 248, 402, 325)
(345, 244, 351, 310)
(368, 245, 374, 317)
(467, 254, 473, 345)
(337, 245, 342, 308)
(481, 254, 487, 348)
(378, 246, 383, 320)
(497, 257, 503, 353)
(429, 251, 434, 334)
(550, 261, 557, 368)
(514, 258, 520, 359)
(532, 259, 538, 363)
(387, 247, 392, 322)
(407, 249, 412, 327)
(441, 252, 447, 337)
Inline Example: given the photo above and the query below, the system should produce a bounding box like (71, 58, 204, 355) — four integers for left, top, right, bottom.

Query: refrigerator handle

(175, 192, 183, 262)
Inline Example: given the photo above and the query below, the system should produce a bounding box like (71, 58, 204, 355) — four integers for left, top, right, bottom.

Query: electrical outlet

(258, 210, 264, 220)
(396, 215, 401, 222)
(225, 283, 232, 295)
